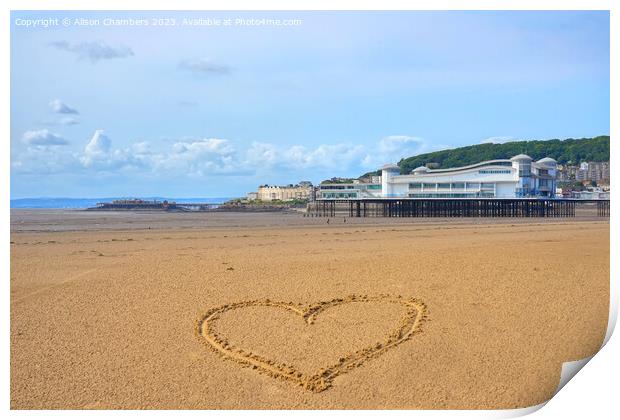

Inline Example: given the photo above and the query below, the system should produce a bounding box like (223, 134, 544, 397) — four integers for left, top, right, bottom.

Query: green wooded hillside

(363, 136, 609, 177)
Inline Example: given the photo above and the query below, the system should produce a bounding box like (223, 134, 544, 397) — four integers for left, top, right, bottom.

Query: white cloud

(171, 138, 233, 155)
(131, 141, 152, 155)
(80, 130, 145, 170)
(374, 135, 427, 164)
(13, 130, 439, 182)
(242, 136, 431, 174)
(21, 129, 68, 146)
(49, 99, 79, 114)
(286, 143, 368, 170)
(244, 142, 279, 166)
(377, 135, 423, 154)
(60, 117, 80, 125)
(50, 40, 134, 63)
(84, 130, 111, 154)
(243, 142, 367, 173)
(12, 135, 78, 175)
(154, 138, 240, 176)
(10, 148, 78, 175)
(178, 58, 231, 75)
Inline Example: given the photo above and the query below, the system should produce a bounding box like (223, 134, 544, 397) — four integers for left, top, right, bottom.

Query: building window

(479, 169, 512, 174)
(437, 183, 451, 190)
(423, 183, 437, 189)
(409, 183, 422, 190)
(518, 163, 531, 177)
(452, 183, 465, 189)
(367, 184, 381, 190)
(481, 183, 495, 190)
(466, 182, 480, 190)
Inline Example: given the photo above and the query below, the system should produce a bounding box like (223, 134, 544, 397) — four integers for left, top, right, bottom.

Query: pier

(307, 198, 610, 218)
(87, 199, 218, 212)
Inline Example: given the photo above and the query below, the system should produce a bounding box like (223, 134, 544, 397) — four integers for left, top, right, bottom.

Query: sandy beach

(10, 211, 609, 409)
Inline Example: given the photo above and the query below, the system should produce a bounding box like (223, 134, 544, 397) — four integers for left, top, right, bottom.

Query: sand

(10, 211, 609, 409)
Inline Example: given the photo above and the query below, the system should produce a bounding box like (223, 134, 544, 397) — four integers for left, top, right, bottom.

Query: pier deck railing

(306, 198, 610, 218)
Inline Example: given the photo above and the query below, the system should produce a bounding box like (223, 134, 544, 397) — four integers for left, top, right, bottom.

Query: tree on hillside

(361, 136, 609, 177)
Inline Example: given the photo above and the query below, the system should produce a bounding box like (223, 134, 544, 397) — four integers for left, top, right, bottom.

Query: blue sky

(10, 10, 609, 198)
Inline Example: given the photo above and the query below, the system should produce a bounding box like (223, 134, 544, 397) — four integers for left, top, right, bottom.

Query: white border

(3, 1, 617, 419)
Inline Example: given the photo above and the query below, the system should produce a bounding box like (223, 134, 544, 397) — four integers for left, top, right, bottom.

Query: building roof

(380, 163, 400, 171)
(510, 154, 533, 161)
(407, 159, 513, 175)
(537, 157, 557, 165)
(412, 166, 430, 173)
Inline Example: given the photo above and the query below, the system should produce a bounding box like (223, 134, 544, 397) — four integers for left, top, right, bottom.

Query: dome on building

(412, 166, 430, 174)
(380, 163, 400, 171)
(510, 154, 533, 161)
(537, 157, 557, 165)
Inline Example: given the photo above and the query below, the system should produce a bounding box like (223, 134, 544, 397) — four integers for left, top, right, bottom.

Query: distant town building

(256, 183, 313, 201)
(583, 162, 610, 182)
(246, 192, 258, 200)
(557, 164, 578, 182)
(318, 154, 559, 199)
(558, 161, 610, 185)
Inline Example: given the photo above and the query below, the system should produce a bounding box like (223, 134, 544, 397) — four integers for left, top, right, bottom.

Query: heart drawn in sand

(195, 294, 428, 392)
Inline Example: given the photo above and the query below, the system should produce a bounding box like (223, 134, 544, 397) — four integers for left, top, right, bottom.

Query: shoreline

(10, 208, 609, 234)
